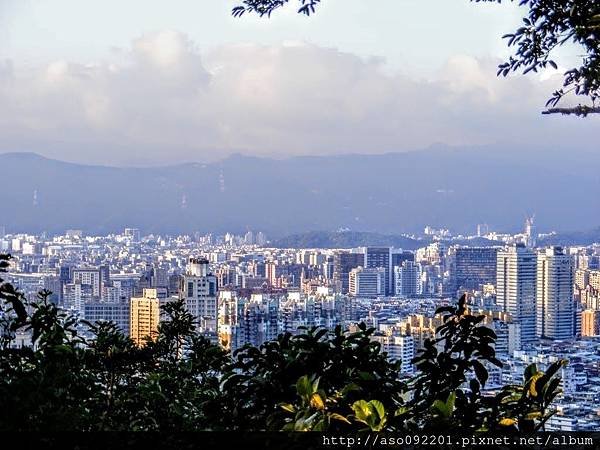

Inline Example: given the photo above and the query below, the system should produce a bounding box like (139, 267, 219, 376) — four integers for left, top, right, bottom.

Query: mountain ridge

(0, 146, 598, 236)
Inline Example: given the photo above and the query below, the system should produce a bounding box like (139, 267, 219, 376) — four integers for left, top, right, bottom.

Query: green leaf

(330, 413, 351, 424)
(370, 400, 385, 419)
(352, 400, 370, 421)
(341, 383, 361, 395)
(296, 375, 313, 398)
(395, 406, 409, 417)
(280, 403, 296, 413)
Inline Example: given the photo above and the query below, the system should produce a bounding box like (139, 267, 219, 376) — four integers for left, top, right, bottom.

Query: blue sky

(2, 0, 525, 71)
(0, 0, 595, 165)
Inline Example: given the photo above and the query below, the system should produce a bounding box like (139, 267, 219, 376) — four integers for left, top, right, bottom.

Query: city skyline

(0, 216, 594, 245)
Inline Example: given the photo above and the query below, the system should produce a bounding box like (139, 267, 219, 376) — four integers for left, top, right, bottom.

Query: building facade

(536, 247, 575, 340)
(394, 261, 422, 296)
(179, 257, 218, 339)
(130, 288, 165, 346)
(454, 247, 498, 291)
(333, 251, 364, 294)
(349, 266, 386, 297)
(496, 244, 537, 346)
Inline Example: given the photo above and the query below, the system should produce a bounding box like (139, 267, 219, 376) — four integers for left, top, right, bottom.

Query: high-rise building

(219, 291, 353, 353)
(349, 267, 386, 297)
(63, 281, 93, 312)
(372, 333, 414, 375)
(575, 269, 591, 290)
(322, 256, 335, 280)
(333, 251, 364, 294)
(391, 250, 414, 291)
(363, 247, 392, 294)
(130, 288, 166, 346)
(296, 250, 312, 265)
(536, 247, 575, 340)
(111, 275, 138, 302)
(124, 228, 141, 244)
(416, 242, 447, 265)
(454, 247, 498, 291)
(264, 262, 304, 288)
(244, 231, 255, 245)
(256, 232, 267, 247)
(525, 216, 537, 248)
(151, 266, 169, 290)
(590, 270, 600, 291)
(58, 264, 72, 302)
(391, 250, 414, 268)
(179, 258, 218, 339)
(85, 298, 130, 336)
(65, 229, 83, 239)
(496, 244, 537, 346)
(581, 309, 600, 337)
(11, 238, 22, 252)
(477, 223, 489, 237)
(72, 266, 109, 297)
(394, 261, 422, 296)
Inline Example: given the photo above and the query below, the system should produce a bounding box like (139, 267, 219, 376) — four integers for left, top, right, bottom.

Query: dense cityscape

(1, 217, 599, 431)
(1, 0, 598, 444)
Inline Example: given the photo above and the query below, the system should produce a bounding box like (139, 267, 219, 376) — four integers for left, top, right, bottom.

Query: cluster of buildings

(1, 221, 600, 430)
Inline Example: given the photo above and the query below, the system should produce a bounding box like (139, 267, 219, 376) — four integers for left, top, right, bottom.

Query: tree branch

(542, 106, 600, 117)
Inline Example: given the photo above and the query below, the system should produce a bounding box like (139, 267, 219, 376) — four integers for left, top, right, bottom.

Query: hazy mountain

(0, 145, 598, 236)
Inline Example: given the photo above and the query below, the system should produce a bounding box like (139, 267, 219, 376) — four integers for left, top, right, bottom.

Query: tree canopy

(0, 253, 564, 432)
(232, 0, 600, 116)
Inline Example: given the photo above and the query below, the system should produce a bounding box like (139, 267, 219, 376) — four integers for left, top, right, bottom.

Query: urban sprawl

(1, 220, 599, 431)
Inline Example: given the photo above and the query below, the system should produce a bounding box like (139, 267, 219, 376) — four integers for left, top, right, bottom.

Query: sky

(0, 0, 597, 166)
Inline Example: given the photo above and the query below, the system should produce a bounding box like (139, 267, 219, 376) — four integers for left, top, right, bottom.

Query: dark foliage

(218, 323, 404, 430)
(232, 0, 321, 18)
(477, 0, 600, 115)
(406, 295, 503, 431)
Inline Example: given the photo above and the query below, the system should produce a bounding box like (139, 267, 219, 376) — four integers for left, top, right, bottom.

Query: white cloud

(0, 31, 595, 165)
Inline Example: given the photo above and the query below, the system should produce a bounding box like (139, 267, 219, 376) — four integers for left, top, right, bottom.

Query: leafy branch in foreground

(277, 295, 565, 433)
(232, 0, 321, 18)
(476, 0, 600, 116)
(232, 0, 600, 116)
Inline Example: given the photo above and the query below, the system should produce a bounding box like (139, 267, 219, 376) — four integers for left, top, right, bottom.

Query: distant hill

(451, 237, 505, 247)
(271, 231, 504, 249)
(271, 231, 427, 249)
(0, 145, 598, 235)
(540, 227, 600, 246)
